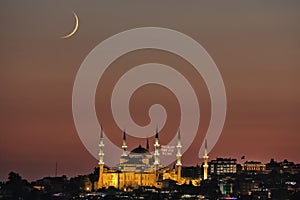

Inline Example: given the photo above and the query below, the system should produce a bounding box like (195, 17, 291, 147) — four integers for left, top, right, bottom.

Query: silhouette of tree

(88, 167, 99, 191)
(5, 171, 30, 199)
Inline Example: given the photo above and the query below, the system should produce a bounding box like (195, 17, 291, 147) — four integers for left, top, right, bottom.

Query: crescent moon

(61, 11, 79, 39)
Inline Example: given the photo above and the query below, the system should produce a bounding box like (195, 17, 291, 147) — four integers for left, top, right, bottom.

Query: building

(210, 158, 237, 175)
(241, 161, 266, 173)
(266, 159, 300, 174)
(97, 129, 200, 189)
(182, 165, 201, 180)
(181, 165, 202, 186)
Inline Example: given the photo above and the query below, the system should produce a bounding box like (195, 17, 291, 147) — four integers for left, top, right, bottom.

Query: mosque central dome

(130, 145, 150, 154)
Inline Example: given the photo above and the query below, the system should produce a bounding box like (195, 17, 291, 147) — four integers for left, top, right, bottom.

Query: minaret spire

(100, 126, 103, 138)
(176, 129, 182, 183)
(98, 127, 105, 188)
(203, 138, 209, 180)
(204, 138, 208, 156)
(146, 137, 149, 151)
(154, 127, 160, 170)
(122, 129, 127, 157)
(98, 127, 105, 164)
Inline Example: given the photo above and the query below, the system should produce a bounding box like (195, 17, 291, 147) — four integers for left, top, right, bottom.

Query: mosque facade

(97, 128, 207, 189)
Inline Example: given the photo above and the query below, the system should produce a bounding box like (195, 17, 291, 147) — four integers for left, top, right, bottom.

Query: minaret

(122, 130, 127, 157)
(154, 127, 160, 170)
(98, 127, 104, 188)
(146, 137, 149, 151)
(203, 139, 209, 180)
(176, 130, 182, 182)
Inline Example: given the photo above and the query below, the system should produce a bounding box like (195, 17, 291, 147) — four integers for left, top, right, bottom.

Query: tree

(6, 171, 30, 199)
(88, 167, 99, 191)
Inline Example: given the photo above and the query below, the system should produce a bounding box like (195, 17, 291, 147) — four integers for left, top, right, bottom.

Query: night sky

(1, 1, 300, 181)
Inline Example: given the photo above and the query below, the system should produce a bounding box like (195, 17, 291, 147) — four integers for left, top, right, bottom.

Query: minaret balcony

(98, 161, 104, 165)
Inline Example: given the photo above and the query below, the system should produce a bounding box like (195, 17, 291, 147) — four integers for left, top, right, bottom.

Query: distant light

(285, 181, 296, 185)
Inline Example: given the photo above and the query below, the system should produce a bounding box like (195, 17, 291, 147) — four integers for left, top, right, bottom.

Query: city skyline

(1, 1, 300, 182)
(1, 153, 298, 182)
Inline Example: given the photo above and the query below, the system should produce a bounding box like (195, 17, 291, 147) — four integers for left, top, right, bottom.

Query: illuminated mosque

(97, 128, 209, 189)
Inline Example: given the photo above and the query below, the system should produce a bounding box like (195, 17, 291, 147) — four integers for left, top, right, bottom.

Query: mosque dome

(130, 145, 150, 154)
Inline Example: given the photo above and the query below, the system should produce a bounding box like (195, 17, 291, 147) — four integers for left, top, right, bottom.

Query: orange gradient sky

(1, 1, 300, 181)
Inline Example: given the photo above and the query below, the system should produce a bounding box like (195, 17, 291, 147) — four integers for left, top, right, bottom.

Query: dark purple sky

(0, 1, 300, 181)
